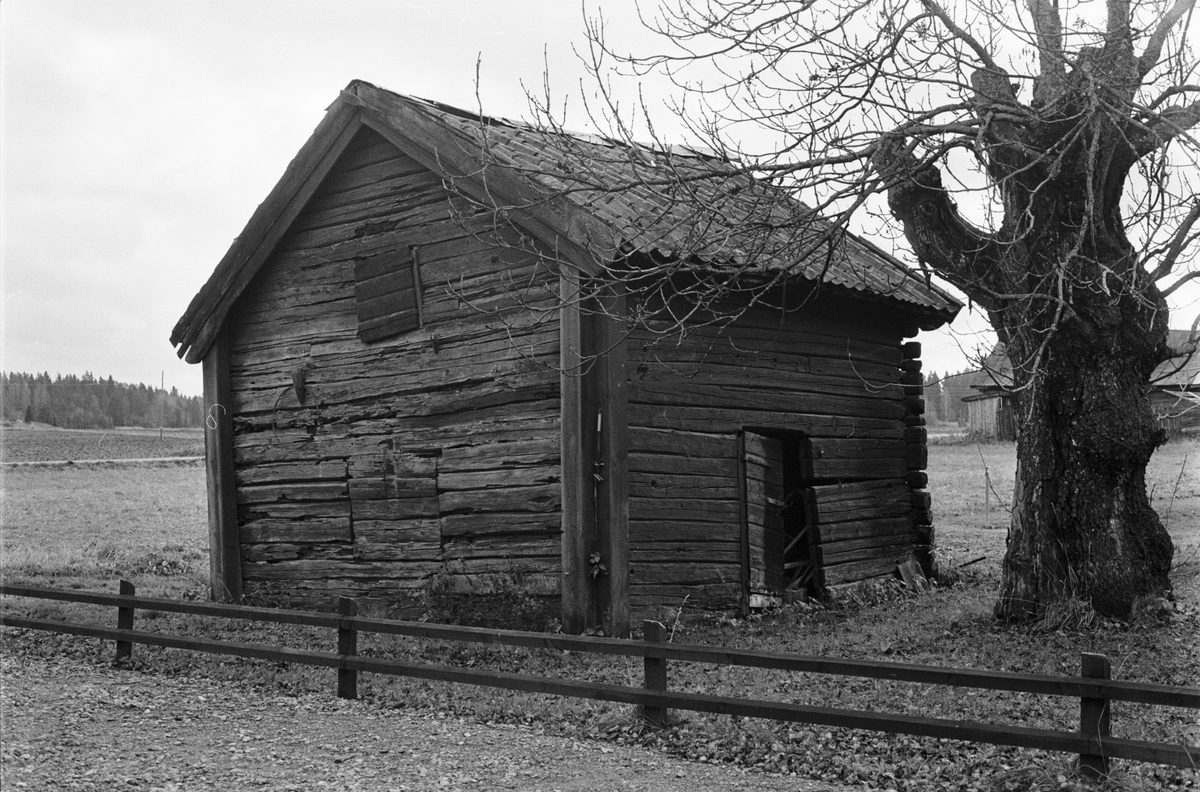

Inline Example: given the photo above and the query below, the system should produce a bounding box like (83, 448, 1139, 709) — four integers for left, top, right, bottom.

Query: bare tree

(512, 0, 1200, 621)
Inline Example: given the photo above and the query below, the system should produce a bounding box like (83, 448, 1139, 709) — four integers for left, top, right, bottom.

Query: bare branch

(1027, 0, 1068, 105)
(530, 0, 1198, 379)
(872, 137, 1002, 306)
(1148, 84, 1200, 110)
(1139, 0, 1198, 76)
(1149, 200, 1200, 282)
(1106, 0, 1135, 64)
(1133, 98, 1200, 154)
(920, 0, 1001, 71)
(1161, 267, 1200, 297)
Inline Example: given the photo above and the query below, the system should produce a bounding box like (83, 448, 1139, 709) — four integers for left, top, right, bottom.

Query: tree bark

(995, 322, 1175, 620)
(875, 138, 1177, 620)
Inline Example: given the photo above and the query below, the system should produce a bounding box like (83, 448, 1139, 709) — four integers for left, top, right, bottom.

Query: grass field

(0, 424, 204, 463)
(2, 429, 1197, 790)
(927, 438, 1200, 576)
(0, 426, 207, 593)
(926, 440, 1200, 620)
(0, 463, 207, 593)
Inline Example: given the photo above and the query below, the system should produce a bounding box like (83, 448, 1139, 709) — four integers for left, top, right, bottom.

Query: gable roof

(969, 331, 1200, 393)
(172, 79, 960, 364)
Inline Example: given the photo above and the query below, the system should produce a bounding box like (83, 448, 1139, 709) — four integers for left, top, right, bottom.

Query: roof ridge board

(360, 80, 724, 163)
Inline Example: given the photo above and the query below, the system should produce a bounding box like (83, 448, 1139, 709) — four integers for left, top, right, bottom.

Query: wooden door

(743, 431, 821, 602)
(743, 432, 787, 596)
(803, 479, 912, 586)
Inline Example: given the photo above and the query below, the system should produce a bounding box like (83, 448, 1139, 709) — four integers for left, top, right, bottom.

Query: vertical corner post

(559, 271, 593, 635)
(736, 430, 750, 618)
(114, 579, 135, 662)
(595, 283, 630, 639)
(1078, 652, 1111, 779)
(641, 619, 668, 727)
(202, 328, 243, 604)
(900, 340, 933, 578)
(337, 597, 358, 700)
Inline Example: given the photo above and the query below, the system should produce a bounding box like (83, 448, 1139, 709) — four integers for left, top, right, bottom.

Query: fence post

(337, 597, 358, 700)
(642, 619, 668, 727)
(1078, 652, 1111, 779)
(114, 580, 135, 662)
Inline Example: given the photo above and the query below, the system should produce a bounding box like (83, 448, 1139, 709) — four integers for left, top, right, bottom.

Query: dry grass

(0, 463, 209, 596)
(927, 438, 1200, 589)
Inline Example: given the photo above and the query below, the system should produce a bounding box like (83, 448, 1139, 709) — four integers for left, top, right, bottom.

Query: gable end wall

(223, 128, 563, 613)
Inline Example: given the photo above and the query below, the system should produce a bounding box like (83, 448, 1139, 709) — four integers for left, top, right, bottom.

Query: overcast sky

(2, 1, 1190, 397)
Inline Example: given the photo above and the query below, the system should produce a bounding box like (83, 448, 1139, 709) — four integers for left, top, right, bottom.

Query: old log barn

(966, 336, 1200, 441)
(172, 80, 960, 635)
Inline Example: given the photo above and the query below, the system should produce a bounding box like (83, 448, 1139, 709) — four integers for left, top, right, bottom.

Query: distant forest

(2, 372, 204, 430)
(923, 369, 977, 425)
(2, 368, 979, 431)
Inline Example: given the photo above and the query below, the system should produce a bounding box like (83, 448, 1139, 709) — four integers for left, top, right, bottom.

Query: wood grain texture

(625, 294, 921, 602)
(558, 273, 591, 633)
(203, 330, 243, 603)
(224, 127, 563, 608)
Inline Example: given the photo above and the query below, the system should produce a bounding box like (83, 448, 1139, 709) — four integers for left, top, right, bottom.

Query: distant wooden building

(965, 335, 1200, 441)
(172, 81, 960, 634)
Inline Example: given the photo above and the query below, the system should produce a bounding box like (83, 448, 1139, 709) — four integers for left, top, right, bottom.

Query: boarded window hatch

(354, 247, 422, 342)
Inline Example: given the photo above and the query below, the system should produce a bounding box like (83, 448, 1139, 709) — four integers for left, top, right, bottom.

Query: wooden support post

(114, 580, 135, 662)
(337, 597, 358, 700)
(736, 431, 750, 618)
(641, 620, 668, 727)
(1078, 652, 1111, 779)
(594, 284, 630, 639)
(202, 330, 243, 604)
(560, 273, 594, 635)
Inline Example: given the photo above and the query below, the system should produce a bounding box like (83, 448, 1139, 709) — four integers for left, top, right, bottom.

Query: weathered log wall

(625, 296, 930, 609)
(225, 129, 562, 611)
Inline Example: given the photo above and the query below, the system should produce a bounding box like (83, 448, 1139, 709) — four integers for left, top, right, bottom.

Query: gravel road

(1, 648, 852, 792)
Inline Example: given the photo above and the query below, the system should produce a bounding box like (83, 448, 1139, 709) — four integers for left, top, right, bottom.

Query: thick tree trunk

(875, 118, 1180, 621)
(994, 325, 1175, 621)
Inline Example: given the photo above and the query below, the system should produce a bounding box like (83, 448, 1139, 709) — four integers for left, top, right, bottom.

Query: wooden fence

(2, 581, 1197, 778)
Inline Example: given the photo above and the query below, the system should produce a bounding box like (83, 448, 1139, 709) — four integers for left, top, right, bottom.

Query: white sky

(1, 1, 1192, 397)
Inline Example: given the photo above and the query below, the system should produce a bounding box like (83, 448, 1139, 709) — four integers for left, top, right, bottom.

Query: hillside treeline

(2, 372, 204, 430)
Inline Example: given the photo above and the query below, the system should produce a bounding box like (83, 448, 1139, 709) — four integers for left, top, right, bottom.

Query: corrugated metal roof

(384, 85, 958, 318)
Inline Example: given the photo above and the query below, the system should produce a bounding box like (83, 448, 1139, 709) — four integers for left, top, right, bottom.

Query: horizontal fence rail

(2, 582, 1197, 775)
